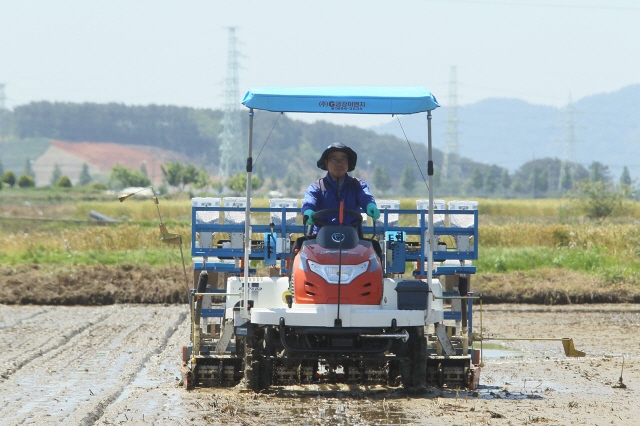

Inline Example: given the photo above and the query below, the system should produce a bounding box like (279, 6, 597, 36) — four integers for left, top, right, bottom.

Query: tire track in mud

(92, 311, 192, 425)
(0, 305, 188, 425)
(0, 306, 125, 424)
(74, 308, 188, 426)
(0, 306, 49, 330)
(0, 307, 111, 382)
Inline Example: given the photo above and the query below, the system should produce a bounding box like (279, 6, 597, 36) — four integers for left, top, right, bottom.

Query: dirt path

(1, 304, 638, 425)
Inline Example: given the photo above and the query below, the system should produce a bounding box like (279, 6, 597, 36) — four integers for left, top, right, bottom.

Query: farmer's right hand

(303, 209, 315, 225)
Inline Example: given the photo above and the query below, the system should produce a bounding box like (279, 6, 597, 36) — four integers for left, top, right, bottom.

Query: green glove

(366, 203, 380, 220)
(303, 209, 315, 225)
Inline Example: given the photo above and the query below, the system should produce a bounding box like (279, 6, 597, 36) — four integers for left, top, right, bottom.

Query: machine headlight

(307, 260, 369, 284)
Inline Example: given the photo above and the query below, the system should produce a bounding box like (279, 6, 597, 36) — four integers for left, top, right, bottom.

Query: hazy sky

(1, 0, 638, 128)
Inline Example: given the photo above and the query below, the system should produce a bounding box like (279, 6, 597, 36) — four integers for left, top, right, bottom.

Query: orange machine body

(293, 241, 383, 305)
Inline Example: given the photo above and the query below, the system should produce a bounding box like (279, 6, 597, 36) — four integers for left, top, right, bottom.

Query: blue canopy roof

(242, 86, 439, 115)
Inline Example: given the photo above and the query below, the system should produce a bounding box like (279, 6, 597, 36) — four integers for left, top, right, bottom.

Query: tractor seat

(315, 225, 359, 250)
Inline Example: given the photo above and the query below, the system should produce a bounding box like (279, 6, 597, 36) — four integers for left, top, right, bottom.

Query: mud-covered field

(1, 304, 638, 425)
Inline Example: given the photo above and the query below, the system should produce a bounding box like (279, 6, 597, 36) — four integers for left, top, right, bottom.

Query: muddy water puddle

(476, 342, 530, 359)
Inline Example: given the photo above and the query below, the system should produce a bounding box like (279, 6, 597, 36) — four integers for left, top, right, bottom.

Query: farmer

(302, 143, 380, 231)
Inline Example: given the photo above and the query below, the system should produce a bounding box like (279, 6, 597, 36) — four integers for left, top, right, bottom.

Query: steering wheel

(311, 208, 364, 228)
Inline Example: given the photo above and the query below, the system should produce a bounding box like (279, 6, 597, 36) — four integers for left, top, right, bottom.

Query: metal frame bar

(192, 207, 478, 268)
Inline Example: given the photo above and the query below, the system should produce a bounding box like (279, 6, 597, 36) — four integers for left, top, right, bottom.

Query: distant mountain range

(371, 84, 640, 181)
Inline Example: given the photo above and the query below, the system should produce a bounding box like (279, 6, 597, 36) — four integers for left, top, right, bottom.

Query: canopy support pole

(242, 108, 254, 321)
(426, 110, 434, 289)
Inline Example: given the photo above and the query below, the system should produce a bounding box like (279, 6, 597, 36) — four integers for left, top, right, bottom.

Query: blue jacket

(302, 173, 375, 229)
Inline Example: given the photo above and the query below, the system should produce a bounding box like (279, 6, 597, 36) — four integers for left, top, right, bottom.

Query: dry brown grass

(75, 200, 192, 221)
(475, 268, 640, 304)
(0, 224, 192, 254)
(0, 203, 77, 219)
(74, 198, 275, 222)
(481, 223, 640, 254)
(0, 264, 187, 305)
(2, 264, 638, 306)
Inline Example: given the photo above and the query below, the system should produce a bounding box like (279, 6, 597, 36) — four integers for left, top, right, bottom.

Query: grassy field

(1, 189, 639, 304)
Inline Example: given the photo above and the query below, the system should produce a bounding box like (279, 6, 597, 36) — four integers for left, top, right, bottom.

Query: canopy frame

(238, 86, 440, 320)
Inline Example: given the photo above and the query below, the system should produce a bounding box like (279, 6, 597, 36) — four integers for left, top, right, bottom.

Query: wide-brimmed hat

(317, 143, 357, 172)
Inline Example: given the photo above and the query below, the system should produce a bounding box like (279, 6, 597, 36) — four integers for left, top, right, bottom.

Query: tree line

(0, 159, 92, 190)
